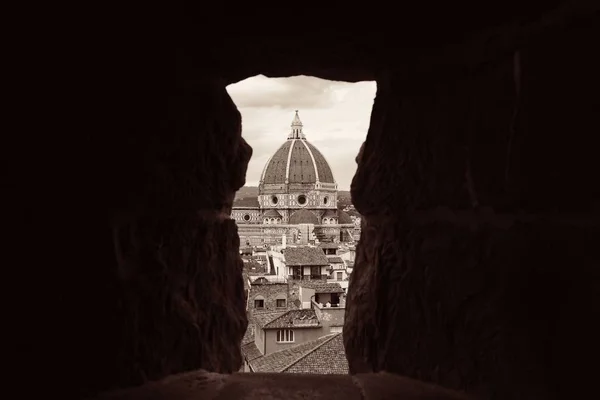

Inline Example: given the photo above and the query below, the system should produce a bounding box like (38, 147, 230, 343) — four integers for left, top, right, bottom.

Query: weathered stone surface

(90, 370, 229, 400)
(354, 372, 469, 400)
(89, 370, 469, 400)
(19, 3, 598, 399)
(63, 80, 252, 398)
(107, 81, 252, 217)
(346, 217, 599, 398)
(112, 214, 248, 384)
(345, 16, 600, 400)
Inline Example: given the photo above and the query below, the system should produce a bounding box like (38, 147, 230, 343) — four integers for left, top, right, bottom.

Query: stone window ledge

(89, 370, 468, 400)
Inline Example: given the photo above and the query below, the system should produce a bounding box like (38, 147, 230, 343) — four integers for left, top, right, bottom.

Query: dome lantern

(288, 110, 306, 140)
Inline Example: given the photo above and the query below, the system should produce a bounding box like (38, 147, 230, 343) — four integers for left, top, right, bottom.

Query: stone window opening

(276, 329, 294, 343)
(276, 297, 286, 309)
(310, 266, 321, 280)
(254, 296, 265, 309)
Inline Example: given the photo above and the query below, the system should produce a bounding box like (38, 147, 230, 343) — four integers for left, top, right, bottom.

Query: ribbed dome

(260, 111, 335, 185)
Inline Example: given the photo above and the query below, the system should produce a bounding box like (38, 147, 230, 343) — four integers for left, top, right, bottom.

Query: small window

(276, 299, 286, 308)
(336, 271, 343, 281)
(298, 195, 307, 205)
(254, 299, 264, 309)
(243, 214, 251, 221)
(323, 196, 328, 205)
(271, 195, 279, 205)
(276, 329, 294, 343)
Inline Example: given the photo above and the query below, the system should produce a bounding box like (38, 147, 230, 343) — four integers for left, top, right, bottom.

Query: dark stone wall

(15, 3, 598, 399)
(55, 78, 253, 398)
(344, 17, 599, 400)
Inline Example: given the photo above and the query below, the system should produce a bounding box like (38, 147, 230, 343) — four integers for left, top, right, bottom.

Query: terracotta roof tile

(241, 342, 263, 362)
(263, 209, 282, 218)
(299, 281, 345, 293)
(249, 334, 338, 373)
(233, 197, 260, 208)
(318, 242, 339, 249)
(322, 209, 337, 218)
(327, 256, 344, 264)
(242, 320, 255, 345)
(283, 333, 348, 374)
(338, 210, 353, 224)
(284, 247, 329, 266)
(288, 209, 319, 224)
(318, 309, 345, 327)
(253, 311, 287, 328)
(263, 309, 320, 329)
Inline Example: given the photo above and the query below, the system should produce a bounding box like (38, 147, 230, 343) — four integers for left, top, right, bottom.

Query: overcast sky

(226, 75, 376, 190)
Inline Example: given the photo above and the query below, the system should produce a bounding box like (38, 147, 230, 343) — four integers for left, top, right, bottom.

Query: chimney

(282, 234, 287, 249)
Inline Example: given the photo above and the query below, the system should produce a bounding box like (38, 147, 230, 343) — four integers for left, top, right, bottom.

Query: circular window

(271, 195, 279, 205)
(323, 196, 329, 205)
(298, 195, 307, 205)
(243, 214, 250, 221)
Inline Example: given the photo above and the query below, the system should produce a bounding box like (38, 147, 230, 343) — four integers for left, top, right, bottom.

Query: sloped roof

(241, 341, 263, 362)
(284, 246, 329, 266)
(242, 270, 250, 292)
(318, 242, 339, 249)
(327, 256, 344, 264)
(299, 281, 345, 294)
(289, 209, 319, 225)
(233, 197, 260, 208)
(283, 333, 348, 374)
(263, 209, 282, 218)
(263, 309, 320, 329)
(338, 210, 353, 224)
(322, 209, 337, 218)
(253, 311, 287, 328)
(249, 334, 338, 373)
(242, 323, 255, 345)
(318, 309, 345, 327)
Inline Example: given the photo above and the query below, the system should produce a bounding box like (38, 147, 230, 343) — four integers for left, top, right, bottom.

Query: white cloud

(227, 75, 376, 190)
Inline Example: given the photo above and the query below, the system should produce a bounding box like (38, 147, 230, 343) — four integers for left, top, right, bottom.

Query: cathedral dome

(260, 111, 335, 186)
